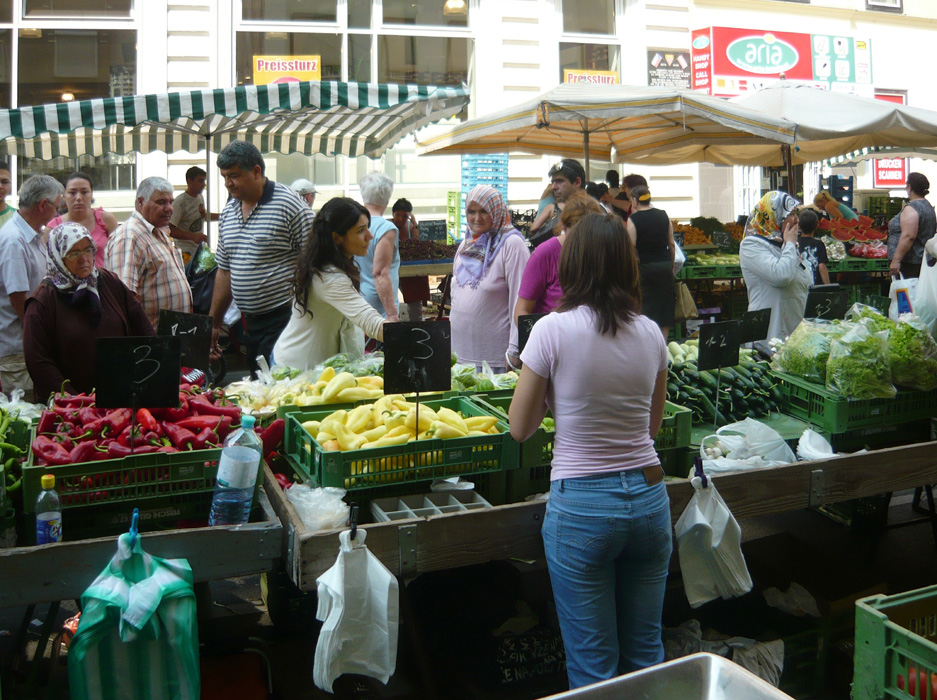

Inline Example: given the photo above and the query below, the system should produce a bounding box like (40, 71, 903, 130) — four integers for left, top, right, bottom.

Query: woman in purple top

(509, 212, 671, 690)
(514, 191, 603, 322)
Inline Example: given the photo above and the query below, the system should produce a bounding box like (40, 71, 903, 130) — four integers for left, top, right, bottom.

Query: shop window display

(559, 42, 620, 82)
(562, 0, 614, 35)
(378, 35, 470, 86)
(23, 0, 130, 18)
(242, 0, 337, 23)
(236, 31, 342, 84)
(383, 0, 468, 28)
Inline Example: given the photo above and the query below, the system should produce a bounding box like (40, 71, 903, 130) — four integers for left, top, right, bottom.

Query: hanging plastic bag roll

(313, 529, 400, 692)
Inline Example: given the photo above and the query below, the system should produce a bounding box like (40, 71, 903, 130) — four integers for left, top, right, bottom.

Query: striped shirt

(105, 210, 193, 327)
(216, 179, 311, 315)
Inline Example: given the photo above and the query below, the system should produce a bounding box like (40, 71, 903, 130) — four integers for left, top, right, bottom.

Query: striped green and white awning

(0, 81, 471, 160)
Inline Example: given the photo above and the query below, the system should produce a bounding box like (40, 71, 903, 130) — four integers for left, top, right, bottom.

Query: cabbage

(890, 315, 937, 391)
(826, 324, 896, 399)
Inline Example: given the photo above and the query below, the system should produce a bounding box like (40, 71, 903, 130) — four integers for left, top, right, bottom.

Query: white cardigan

(273, 266, 386, 370)
(739, 235, 812, 342)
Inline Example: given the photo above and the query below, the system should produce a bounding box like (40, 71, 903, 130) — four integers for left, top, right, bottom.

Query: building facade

(1, 0, 935, 227)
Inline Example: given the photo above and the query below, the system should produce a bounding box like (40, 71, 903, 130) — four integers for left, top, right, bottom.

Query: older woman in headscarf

(739, 191, 813, 342)
(451, 185, 530, 373)
(24, 222, 154, 402)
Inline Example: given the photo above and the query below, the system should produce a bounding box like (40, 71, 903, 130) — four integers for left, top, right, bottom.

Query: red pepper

(193, 427, 219, 450)
(69, 440, 105, 464)
(32, 436, 73, 465)
(53, 391, 95, 408)
(274, 472, 293, 490)
(78, 406, 104, 425)
(105, 442, 159, 458)
(117, 424, 151, 448)
(50, 432, 74, 452)
(37, 409, 57, 435)
(162, 422, 198, 450)
(260, 418, 286, 457)
(52, 405, 81, 423)
(214, 416, 233, 442)
(136, 408, 160, 434)
(189, 393, 242, 420)
(156, 394, 190, 422)
(103, 408, 132, 436)
(157, 445, 179, 453)
(172, 415, 230, 433)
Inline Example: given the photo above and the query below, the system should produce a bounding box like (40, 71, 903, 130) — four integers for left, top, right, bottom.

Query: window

(559, 42, 620, 83)
(348, 34, 371, 82)
(23, 0, 131, 18)
(382, 0, 468, 28)
(18, 29, 137, 106)
(378, 35, 470, 85)
(0, 0, 10, 23)
(866, 0, 902, 11)
(242, 0, 337, 23)
(270, 152, 343, 188)
(236, 31, 342, 85)
(348, 0, 371, 29)
(0, 30, 9, 108)
(562, 0, 614, 35)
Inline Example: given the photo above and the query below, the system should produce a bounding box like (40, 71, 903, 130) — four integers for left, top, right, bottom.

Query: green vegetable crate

(853, 584, 937, 700)
(283, 397, 513, 492)
(23, 446, 226, 515)
(771, 371, 937, 434)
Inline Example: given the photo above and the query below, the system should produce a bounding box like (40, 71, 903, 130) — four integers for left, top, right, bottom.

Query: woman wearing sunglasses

(24, 222, 153, 402)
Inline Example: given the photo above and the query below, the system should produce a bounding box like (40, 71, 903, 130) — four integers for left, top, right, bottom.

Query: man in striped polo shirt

(209, 141, 311, 376)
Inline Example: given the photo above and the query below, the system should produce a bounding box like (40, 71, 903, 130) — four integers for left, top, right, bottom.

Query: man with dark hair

(168, 165, 209, 259)
(797, 208, 830, 285)
(209, 141, 311, 375)
(529, 159, 586, 244)
(391, 197, 429, 321)
(0, 160, 14, 228)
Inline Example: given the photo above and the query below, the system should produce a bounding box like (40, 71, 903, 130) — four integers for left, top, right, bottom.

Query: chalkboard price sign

(673, 230, 685, 247)
(517, 313, 548, 354)
(384, 321, 452, 394)
(418, 219, 448, 242)
(712, 230, 733, 249)
(157, 309, 212, 371)
(697, 321, 740, 371)
(95, 336, 182, 408)
(805, 288, 849, 321)
(738, 308, 772, 344)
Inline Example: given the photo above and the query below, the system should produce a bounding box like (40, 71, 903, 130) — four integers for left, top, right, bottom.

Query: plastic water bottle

(35, 474, 62, 545)
(209, 415, 262, 526)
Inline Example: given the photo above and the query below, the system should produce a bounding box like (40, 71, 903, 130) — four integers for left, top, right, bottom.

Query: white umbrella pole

(204, 143, 212, 246)
(583, 119, 590, 177)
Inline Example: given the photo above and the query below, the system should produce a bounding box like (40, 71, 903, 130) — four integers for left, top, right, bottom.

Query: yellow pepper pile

(296, 368, 385, 406)
(301, 395, 502, 452)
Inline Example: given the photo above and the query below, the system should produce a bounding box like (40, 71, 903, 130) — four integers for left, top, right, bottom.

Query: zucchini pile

(667, 341, 784, 425)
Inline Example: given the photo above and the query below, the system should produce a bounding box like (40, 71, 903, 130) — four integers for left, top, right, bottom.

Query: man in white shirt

(168, 166, 210, 260)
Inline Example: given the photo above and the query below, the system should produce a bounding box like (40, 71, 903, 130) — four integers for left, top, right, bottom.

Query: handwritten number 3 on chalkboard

(412, 327, 433, 360)
(132, 345, 161, 387)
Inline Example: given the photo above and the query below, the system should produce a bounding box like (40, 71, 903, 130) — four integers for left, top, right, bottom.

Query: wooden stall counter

(267, 442, 937, 592)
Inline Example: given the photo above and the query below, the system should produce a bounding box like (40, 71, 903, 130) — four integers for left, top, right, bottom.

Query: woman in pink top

(47, 172, 119, 270)
(515, 190, 603, 322)
(450, 185, 530, 373)
(509, 213, 671, 690)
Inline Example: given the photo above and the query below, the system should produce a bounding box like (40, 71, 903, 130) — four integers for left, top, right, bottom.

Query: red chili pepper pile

(32, 383, 242, 466)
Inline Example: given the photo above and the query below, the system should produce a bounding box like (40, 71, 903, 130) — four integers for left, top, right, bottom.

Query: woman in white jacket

(739, 191, 812, 342)
(273, 197, 387, 370)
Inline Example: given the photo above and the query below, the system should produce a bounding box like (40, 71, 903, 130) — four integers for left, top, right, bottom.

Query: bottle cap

(241, 415, 255, 430)
(41, 474, 55, 490)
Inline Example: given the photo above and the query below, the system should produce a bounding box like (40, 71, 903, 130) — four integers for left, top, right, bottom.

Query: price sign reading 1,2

(517, 313, 548, 355)
(95, 336, 182, 408)
(157, 309, 212, 372)
(383, 321, 452, 394)
(805, 288, 849, 321)
(697, 321, 741, 372)
(738, 308, 772, 344)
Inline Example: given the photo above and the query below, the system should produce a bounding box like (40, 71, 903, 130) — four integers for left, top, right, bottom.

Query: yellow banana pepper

(345, 405, 374, 433)
(361, 424, 388, 442)
(385, 425, 415, 439)
(333, 423, 366, 451)
(405, 405, 438, 432)
(322, 372, 356, 402)
(335, 387, 375, 403)
(436, 406, 468, 434)
(363, 433, 411, 449)
(465, 416, 499, 432)
(428, 420, 467, 440)
(301, 420, 321, 438)
(383, 410, 408, 430)
(371, 396, 393, 426)
(318, 366, 336, 383)
(316, 431, 335, 443)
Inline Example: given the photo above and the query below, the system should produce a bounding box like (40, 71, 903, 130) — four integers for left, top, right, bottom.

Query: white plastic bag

(286, 484, 349, 531)
(796, 429, 835, 461)
(314, 529, 399, 692)
(697, 418, 796, 475)
(888, 273, 918, 321)
(913, 255, 937, 339)
(673, 241, 686, 275)
(674, 476, 753, 608)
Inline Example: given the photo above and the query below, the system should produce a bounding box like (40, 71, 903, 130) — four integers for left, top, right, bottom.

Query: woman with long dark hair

(273, 197, 387, 370)
(509, 213, 671, 690)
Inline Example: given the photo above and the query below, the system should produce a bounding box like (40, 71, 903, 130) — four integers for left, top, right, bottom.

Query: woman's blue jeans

(542, 468, 673, 690)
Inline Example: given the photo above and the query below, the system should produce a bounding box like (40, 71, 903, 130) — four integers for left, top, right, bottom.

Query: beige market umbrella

(415, 83, 796, 171)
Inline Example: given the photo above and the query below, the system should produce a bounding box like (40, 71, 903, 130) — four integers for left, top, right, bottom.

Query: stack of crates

(820, 174, 855, 209)
(461, 154, 509, 215)
(867, 196, 904, 220)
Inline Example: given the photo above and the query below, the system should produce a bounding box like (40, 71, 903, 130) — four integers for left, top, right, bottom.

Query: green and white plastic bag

(68, 532, 200, 700)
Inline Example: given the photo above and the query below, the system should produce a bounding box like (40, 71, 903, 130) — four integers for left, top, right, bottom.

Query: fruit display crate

(853, 584, 937, 700)
(866, 196, 904, 218)
(23, 445, 225, 514)
(771, 371, 937, 434)
(679, 264, 743, 279)
(828, 258, 889, 273)
(283, 396, 514, 492)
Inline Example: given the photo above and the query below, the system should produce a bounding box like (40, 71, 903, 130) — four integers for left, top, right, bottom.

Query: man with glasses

(0, 174, 64, 399)
(107, 177, 193, 327)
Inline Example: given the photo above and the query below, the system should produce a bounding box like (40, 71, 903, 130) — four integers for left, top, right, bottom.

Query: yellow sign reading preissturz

(253, 55, 321, 85)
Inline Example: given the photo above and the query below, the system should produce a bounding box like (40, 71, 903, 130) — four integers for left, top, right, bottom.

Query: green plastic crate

(772, 371, 937, 434)
(283, 397, 512, 491)
(680, 265, 721, 279)
(23, 446, 224, 514)
(853, 585, 937, 700)
(829, 419, 932, 453)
